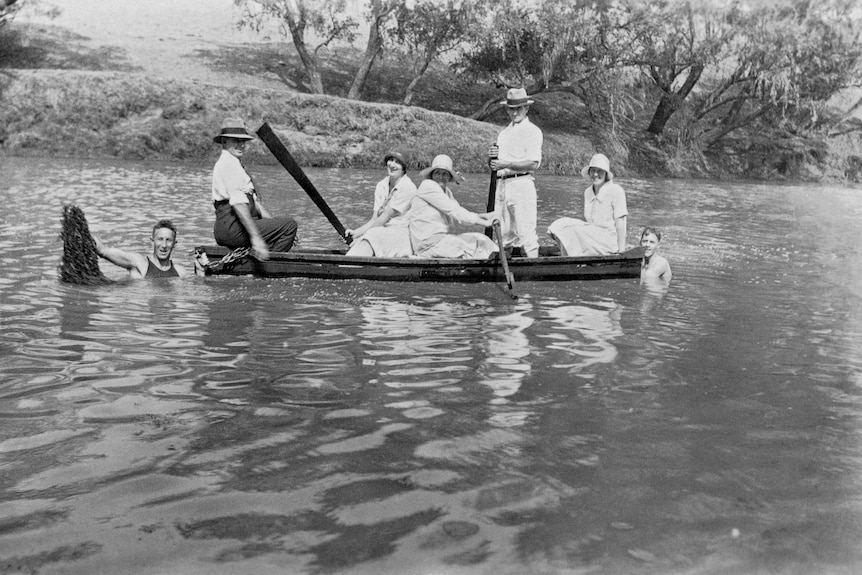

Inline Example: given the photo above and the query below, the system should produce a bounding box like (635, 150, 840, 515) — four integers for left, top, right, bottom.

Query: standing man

(94, 219, 192, 278)
(489, 88, 543, 258)
(212, 118, 298, 260)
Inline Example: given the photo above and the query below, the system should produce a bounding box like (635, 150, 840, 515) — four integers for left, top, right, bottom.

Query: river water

(1, 155, 861, 575)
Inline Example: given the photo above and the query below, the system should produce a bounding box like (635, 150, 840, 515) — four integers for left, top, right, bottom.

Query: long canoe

(195, 245, 645, 282)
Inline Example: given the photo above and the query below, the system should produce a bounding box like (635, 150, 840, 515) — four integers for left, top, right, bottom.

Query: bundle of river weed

(59, 204, 111, 285)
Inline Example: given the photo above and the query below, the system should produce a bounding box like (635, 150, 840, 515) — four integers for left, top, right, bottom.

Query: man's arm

(94, 237, 148, 276)
(490, 159, 539, 173)
(232, 203, 270, 260)
(254, 194, 273, 219)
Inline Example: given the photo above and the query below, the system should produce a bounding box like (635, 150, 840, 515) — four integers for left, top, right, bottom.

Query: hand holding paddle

(492, 219, 517, 299)
(485, 142, 499, 239)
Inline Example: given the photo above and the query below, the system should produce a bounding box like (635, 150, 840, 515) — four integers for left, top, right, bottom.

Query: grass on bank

(1, 22, 861, 181)
(0, 69, 595, 175)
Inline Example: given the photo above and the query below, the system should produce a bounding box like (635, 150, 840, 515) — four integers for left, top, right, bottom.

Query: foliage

(234, 0, 359, 94)
(688, 0, 862, 149)
(1, 0, 60, 67)
(391, 0, 482, 106)
(624, 0, 862, 152)
(347, 0, 400, 100)
(0, 0, 21, 30)
(0, 69, 594, 174)
(455, 0, 638, 127)
(2, 0, 861, 180)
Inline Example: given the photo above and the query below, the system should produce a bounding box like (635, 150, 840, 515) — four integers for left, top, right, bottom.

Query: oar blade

(256, 123, 349, 243)
(492, 220, 517, 299)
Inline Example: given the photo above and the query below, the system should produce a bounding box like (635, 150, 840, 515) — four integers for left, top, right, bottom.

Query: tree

(347, 0, 400, 100)
(235, 0, 358, 94)
(625, 0, 862, 147)
(456, 0, 626, 121)
(1, 0, 22, 29)
(392, 0, 480, 106)
(622, 0, 729, 135)
(692, 0, 862, 148)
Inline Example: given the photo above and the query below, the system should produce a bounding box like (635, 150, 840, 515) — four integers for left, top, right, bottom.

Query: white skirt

(415, 232, 497, 259)
(363, 226, 413, 257)
(547, 217, 616, 256)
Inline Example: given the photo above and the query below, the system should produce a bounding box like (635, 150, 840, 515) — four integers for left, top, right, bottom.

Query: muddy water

(1, 156, 861, 574)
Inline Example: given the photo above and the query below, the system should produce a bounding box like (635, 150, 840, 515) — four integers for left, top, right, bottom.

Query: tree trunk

(284, 7, 325, 94)
(294, 41, 324, 94)
(646, 64, 704, 135)
(347, 37, 381, 100)
(401, 51, 434, 106)
(347, 0, 395, 100)
(646, 95, 678, 135)
(704, 107, 769, 148)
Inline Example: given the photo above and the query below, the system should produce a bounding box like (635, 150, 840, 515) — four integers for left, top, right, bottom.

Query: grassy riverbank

(0, 69, 594, 175)
(2, 13, 860, 182)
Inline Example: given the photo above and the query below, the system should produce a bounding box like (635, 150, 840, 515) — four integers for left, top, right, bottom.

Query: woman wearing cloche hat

(345, 151, 417, 257)
(211, 118, 298, 260)
(547, 153, 628, 256)
(408, 154, 498, 259)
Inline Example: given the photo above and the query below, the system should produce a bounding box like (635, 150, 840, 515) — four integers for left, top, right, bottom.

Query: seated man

(409, 154, 497, 259)
(211, 118, 298, 260)
(94, 219, 192, 278)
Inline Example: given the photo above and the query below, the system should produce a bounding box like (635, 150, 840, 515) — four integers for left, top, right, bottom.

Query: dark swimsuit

(144, 258, 180, 278)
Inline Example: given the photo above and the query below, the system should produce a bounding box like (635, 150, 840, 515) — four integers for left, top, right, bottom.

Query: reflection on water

(1, 156, 862, 574)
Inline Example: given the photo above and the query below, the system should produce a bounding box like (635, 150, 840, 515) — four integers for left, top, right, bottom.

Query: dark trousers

(213, 203, 297, 253)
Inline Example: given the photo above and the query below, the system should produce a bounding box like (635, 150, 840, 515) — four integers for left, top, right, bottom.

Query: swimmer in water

(640, 226, 672, 284)
(94, 219, 194, 278)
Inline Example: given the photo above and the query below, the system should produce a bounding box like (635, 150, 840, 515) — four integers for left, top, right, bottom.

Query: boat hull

(196, 245, 644, 282)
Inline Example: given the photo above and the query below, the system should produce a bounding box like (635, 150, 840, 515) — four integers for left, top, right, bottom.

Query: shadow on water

(1, 156, 862, 574)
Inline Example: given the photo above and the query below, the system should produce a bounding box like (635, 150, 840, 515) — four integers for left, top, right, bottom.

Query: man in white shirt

(211, 118, 298, 260)
(489, 88, 543, 258)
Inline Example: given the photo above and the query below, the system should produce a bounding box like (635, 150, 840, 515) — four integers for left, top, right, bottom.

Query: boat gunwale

(195, 245, 646, 269)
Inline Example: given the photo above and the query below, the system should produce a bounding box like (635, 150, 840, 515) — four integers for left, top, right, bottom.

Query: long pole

(256, 122, 350, 243)
(493, 220, 517, 299)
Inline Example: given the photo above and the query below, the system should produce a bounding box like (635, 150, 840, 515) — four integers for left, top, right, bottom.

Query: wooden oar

(484, 143, 498, 239)
(256, 122, 350, 243)
(493, 220, 517, 299)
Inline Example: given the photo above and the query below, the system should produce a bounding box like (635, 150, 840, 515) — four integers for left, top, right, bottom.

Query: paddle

(493, 220, 517, 299)
(256, 122, 351, 244)
(484, 143, 498, 239)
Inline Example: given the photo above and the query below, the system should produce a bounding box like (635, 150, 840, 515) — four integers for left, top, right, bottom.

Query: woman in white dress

(409, 154, 497, 259)
(548, 153, 628, 256)
(346, 151, 417, 257)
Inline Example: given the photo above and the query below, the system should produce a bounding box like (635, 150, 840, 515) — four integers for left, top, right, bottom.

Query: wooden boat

(199, 125, 644, 286)
(195, 245, 645, 282)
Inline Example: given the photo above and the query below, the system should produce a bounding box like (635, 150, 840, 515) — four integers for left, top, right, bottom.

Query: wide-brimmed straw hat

(499, 87, 535, 107)
(419, 154, 463, 184)
(581, 153, 614, 180)
(213, 118, 255, 144)
(383, 151, 407, 170)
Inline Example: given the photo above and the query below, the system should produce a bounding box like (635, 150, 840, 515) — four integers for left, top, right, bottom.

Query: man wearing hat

(211, 118, 298, 260)
(489, 87, 543, 258)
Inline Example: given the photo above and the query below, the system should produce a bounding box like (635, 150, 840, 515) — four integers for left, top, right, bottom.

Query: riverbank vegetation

(2, 0, 862, 181)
